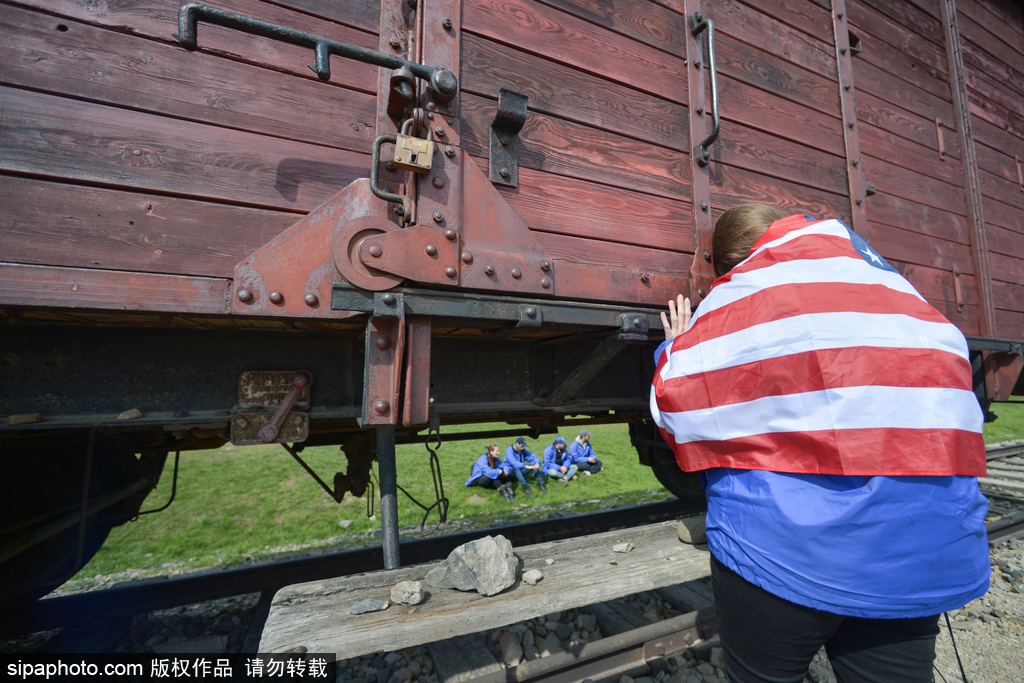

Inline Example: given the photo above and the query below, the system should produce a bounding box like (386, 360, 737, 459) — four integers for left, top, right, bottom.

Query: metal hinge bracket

(490, 88, 529, 187)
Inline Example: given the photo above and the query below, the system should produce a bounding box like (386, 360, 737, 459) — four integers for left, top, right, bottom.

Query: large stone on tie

(425, 535, 518, 596)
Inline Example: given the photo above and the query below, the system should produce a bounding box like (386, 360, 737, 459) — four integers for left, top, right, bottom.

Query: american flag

(651, 215, 987, 477)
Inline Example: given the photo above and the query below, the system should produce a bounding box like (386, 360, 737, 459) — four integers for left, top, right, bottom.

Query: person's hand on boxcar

(660, 294, 691, 341)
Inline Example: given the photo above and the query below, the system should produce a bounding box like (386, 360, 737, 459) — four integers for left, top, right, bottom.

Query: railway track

(6, 441, 1024, 671)
(982, 440, 1024, 544)
(1, 498, 699, 641)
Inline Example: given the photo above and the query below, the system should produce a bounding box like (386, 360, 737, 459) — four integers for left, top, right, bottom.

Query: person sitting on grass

(464, 444, 516, 502)
(569, 430, 603, 476)
(504, 437, 547, 498)
(542, 436, 578, 486)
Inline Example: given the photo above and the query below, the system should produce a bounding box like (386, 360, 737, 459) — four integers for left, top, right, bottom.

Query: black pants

(469, 473, 510, 489)
(711, 554, 940, 683)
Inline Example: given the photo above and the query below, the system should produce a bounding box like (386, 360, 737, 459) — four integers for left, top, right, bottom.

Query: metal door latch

(231, 371, 313, 445)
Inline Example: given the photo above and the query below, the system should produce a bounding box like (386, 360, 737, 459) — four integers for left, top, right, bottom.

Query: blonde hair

(712, 204, 787, 276)
(486, 444, 500, 467)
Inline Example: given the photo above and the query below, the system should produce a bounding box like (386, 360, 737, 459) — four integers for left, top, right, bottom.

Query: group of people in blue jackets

(463, 431, 604, 501)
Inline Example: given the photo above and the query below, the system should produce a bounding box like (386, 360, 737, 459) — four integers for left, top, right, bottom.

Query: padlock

(394, 119, 434, 173)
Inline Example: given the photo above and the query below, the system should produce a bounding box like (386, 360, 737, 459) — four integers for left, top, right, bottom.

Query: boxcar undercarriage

(2, 0, 1024, 606)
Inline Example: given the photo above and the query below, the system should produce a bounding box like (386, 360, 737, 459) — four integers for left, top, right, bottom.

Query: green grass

(67, 401, 1024, 591)
(984, 400, 1024, 445)
(67, 422, 667, 589)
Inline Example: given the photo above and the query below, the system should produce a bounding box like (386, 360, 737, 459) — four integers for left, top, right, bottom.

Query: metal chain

(393, 425, 449, 534)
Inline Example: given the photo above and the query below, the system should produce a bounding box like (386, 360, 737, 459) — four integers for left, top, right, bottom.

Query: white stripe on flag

(659, 311, 969, 382)
(693, 256, 926, 325)
(657, 385, 983, 444)
(748, 219, 850, 260)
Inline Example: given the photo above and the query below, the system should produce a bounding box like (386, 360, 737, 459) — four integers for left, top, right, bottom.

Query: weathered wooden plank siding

(959, 0, 1024, 339)
(0, 176, 300, 278)
(0, 5, 378, 152)
(0, 0, 378, 281)
(849, 0, 981, 334)
(0, 0, 1018, 342)
(456, 0, 695, 274)
(11, 0, 380, 86)
(0, 86, 369, 210)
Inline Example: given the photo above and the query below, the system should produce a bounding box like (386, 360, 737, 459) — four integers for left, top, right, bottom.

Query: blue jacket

(568, 438, 595, 464)
(504, 445, 540, 470)
(542, 443, 570, 471)
(464, 453, 506, 486)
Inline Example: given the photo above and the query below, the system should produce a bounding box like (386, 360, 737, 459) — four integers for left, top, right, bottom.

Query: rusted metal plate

(359, 224, 460, 286)
(984, 349, 1024, 402)
(232, 371, 313, 445)
(361, 315, 406, 426)
(233, 179, 392, 317)
(402, 315, 432, 427)
(237, 372, 312, 410)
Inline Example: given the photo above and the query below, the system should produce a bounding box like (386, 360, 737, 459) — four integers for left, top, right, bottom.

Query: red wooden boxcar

(1, 0, 1022, 603)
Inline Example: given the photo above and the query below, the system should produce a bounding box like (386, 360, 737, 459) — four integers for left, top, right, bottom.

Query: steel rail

(0, 499, 698, 638)
(469, 607, 718, 683)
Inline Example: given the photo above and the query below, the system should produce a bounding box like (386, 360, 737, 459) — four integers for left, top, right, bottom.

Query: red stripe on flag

(716, 232, 861, 285)
(658, 426, 986, 476)
(655, 346, 973, 413)
(668, 281, 948, 352)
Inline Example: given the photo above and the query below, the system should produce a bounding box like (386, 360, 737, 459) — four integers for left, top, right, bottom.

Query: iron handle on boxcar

(689, 12, 720, 167)
(173, 3, 458, 102)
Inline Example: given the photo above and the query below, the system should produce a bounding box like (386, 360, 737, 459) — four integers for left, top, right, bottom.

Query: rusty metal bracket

(620, 313, 649, 340)
(374, 291, 405, 318)
(403, 315, 432, 427)
(334, 284, 664, 331)
(518, 305, 542, 328)
(952, 266, 964, 311)
(233, 179, 393, 318)
(966, 338, 1024, 404)
(231, 371, 312, 445)
(489, 88, 529, 187)
(685, 0, 715, 305)
(359, 224, 460, 286)
(174, 2, 458, 101)
(983, 347, 1024, 402)
(688, 13, 720, 167)
(361, 298, 406, 426)
(832, 0, 869, 240)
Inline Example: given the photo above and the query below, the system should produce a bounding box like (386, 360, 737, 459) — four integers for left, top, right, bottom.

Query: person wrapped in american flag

(651, 204, 990, 682)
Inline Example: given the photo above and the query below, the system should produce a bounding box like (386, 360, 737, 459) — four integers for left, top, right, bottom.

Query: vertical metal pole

(377, 424, 400, 569)
(940, 0, 994, 338)
(684, 0, 715, 305)
(831, 0, 869, 240)
(73, 429, 96, 571)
